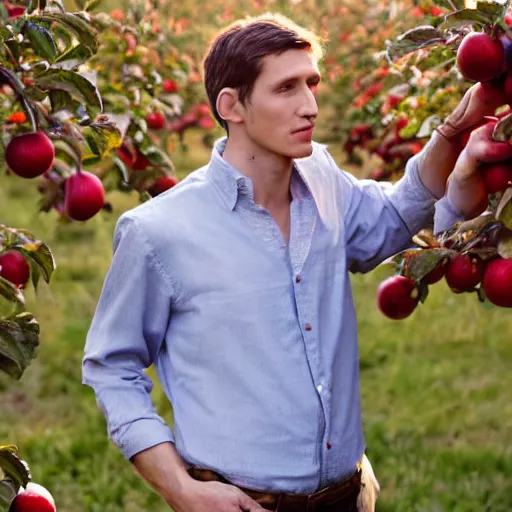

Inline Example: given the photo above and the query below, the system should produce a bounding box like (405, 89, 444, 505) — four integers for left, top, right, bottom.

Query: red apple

(0, 250, 30, 288)
(424, 262, 446, 285)
(65, 171, 105, 221)
(5, 131, 55, 179)
(198, 116, 215, 129)
(146, 112, 166, 130)
(483, 162, 512, 194)
(116, 143, 135, 168)
(445, 255, 483, 293)
(132, 149, 150, 170)
(482, 257, 512, 307)
(162, 78, 178, 93)
(10, 482, 56, 512)
(377, 275, 419, 320)
(148, 175, 178, 197)
(194, 103, 211, 117)
(5, 1, 25, 18)
(456, 32, 504, 82)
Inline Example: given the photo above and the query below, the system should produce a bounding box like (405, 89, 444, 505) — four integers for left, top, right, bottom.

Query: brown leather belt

(187, 466, 362, 511)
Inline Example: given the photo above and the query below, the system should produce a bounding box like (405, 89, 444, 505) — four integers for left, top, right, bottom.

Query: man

(82, 13, 511, 512)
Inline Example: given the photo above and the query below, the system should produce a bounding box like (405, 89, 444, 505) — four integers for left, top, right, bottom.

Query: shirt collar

(207, 136, 312, 211)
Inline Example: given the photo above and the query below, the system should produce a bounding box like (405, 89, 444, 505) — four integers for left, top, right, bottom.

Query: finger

(237, 492, 265, 511)
(440, 82, 508, 140)
(472, 81, 508, 116)
(466, 122, 512, 164)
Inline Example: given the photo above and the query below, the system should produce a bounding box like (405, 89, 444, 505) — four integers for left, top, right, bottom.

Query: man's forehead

(259, 50, 319, 79)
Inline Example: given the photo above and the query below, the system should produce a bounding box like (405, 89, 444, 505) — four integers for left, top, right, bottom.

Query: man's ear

(216, 87, 244, 125)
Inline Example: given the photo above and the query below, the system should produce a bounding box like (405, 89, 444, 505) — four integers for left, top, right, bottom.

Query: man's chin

(290, 142, 314, 159)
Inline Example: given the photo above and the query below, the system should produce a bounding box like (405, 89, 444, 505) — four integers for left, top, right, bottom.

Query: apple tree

(370, 0, 512, 318)
(0, 0, 202, 509)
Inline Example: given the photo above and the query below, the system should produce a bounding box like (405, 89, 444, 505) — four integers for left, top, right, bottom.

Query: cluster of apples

(5, 131, 105, 222)
(377, 255, 512, 320)
(9, 482, 56, 512)
(377, 107, 512, 320)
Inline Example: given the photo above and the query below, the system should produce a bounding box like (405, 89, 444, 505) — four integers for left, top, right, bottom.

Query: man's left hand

(417, 81, 509, 200)
(445, 120, 512, 218)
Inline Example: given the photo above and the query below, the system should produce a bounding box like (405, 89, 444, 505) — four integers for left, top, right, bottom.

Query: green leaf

(496, 188, 512, 229)
(36, 12, 98, 54)
(82, 122, 122, 162)
(49, 89, 76, 113)
(0, 277, 25, 315)
(0, 478, 18, 512)
(34, 69, 102, 112)
(0, 313, 40, 380)
(23, 21, 59, 61)
(440, 4, 505, 30)
(403, 248, 454, 284)
(113, 157, 130, 185)
(386, 26, 445, 61)
(19, 244, 55, 284)
(497, 228, 512, 258)
(145, 145, 174, 171)
(54, 43, 93, 65)
(492, 112, 512, 143)
(84, 0, 103, 11)
(29, 261, 41, 291)
(0, 446, 30, 488)
(416, 114, 442, 138)
(434, 0, 465, 10)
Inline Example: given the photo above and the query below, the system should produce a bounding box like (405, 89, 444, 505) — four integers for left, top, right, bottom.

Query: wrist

(416, 130, 460, 199)
(435, 122, 463, 144)
(162, 472, 196, 509)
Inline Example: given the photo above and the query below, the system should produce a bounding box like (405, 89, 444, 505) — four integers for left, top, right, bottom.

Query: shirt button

(295, 275, 301, 283)
(317, 384, 323, 393)
(305, 323, 312, 331)
(326, 442, 332, 450)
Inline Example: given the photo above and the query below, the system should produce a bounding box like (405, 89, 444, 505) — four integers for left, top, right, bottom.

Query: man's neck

(221, 137, 293, 211)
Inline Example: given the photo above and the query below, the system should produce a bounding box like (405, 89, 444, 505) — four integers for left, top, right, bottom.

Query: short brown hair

(202, 13, 325, 132)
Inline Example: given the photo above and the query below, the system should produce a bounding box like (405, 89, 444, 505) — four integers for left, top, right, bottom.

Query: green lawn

(1, 130, 512, 512)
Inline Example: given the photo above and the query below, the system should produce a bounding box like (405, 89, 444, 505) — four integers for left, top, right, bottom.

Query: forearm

(132, 441, 193, 508)
(416, 130, 460, 200)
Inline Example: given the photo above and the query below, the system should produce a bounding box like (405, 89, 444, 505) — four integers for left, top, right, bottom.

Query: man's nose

(298, 87, 318, 119)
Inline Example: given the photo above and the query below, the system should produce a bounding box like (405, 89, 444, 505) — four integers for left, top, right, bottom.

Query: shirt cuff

(388, 153, 437, 235)
(117, 418, 175, 461)
(434, 195, 466, 234)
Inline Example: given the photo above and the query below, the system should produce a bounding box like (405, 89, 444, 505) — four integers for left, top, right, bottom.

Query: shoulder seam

(128, 215, 179, 305)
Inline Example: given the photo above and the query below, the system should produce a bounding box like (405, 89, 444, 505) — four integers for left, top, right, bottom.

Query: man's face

(239, 49, 320, 159)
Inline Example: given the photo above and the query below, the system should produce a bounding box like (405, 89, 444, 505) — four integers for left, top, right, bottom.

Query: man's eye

(280, 84, 293, 91)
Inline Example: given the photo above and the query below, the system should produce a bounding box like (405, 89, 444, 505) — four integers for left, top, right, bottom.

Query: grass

(1, 129, 512, 512)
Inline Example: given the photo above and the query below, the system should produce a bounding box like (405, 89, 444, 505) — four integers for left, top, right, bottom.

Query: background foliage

(1, 0, 512, 510)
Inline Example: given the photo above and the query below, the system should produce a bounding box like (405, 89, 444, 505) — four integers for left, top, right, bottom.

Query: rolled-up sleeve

(82, 213, 175, 461)
(433, 195, 465, 234)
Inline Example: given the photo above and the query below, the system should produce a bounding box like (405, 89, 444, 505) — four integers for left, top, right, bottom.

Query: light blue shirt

(82, 137, 463, 494)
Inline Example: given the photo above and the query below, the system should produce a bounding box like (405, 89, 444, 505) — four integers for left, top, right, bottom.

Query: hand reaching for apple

(436, 81, 508, 143)
(417, 80, 510, 201)
(445, 119, 512, 219)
